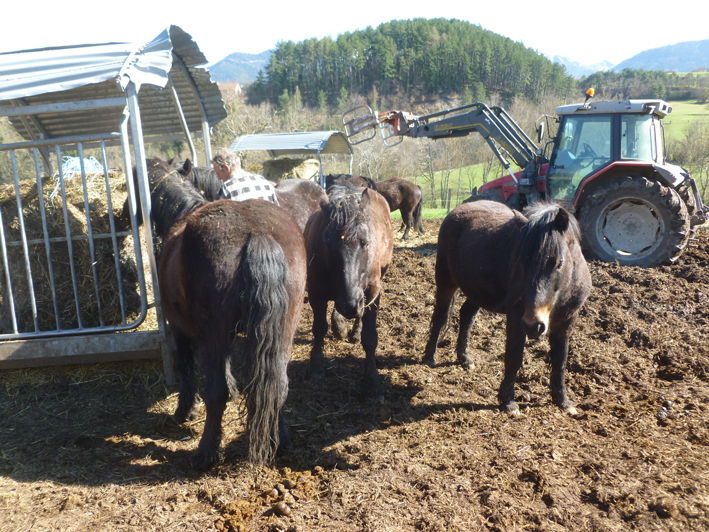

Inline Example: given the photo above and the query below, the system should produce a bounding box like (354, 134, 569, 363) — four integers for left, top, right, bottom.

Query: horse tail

(239, 232, 290, 465)
(413, 185, 425, 234)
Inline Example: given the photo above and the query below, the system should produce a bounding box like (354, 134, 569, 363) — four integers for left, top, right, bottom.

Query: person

(211, 148, 278, 204)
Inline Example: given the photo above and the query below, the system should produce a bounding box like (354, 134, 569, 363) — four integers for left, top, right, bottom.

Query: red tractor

(343, 91, 707, 267)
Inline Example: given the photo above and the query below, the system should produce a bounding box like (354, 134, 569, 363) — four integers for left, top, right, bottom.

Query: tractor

(342, 90, 708, 267)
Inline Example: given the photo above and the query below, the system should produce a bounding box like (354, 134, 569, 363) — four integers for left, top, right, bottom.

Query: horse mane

(140, 157, 209, 238)
(512, 202, 580, 269)
(325, 184, 367, 241)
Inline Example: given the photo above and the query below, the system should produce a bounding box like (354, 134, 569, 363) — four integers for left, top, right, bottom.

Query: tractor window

(621, 115, 656, 162)
(547, 115, 612, 200)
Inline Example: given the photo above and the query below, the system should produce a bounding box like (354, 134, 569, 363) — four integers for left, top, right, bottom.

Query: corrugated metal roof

(229, 131, 353, 157)
(0, 25, 226, 142)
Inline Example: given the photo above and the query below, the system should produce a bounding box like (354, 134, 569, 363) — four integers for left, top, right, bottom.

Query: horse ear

(361, 188, 372, 209)
(181, 158, 193, 176)
(554, 206, 570, 233)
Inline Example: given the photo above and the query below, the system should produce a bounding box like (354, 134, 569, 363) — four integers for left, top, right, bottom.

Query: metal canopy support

(173, 53, 213, 164)
(124, 81, 174, 386)
(167, 73, 198, 164)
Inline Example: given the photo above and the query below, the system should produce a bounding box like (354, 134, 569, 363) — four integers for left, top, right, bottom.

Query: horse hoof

(562, 404, 578, 416)
(422, 355, 436, 368)
(502, 402, 521, 416)
(190, 449, 218, 471)
(457, 356, 475, 371)
(173, 407, 198, 424)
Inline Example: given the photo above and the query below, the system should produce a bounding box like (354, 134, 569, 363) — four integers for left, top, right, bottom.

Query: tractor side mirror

(537, 123, 545, 144)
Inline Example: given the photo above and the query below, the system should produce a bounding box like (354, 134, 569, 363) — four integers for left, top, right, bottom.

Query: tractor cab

(545, 99, 671, 202)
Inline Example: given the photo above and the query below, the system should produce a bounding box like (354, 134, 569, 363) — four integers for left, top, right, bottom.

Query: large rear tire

(578, 176, 690, 267)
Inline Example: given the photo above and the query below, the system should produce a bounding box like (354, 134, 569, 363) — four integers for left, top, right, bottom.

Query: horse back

(275, 179, 327, 232)
(171, 200, 306, 336)
(437, 200, 525, 311)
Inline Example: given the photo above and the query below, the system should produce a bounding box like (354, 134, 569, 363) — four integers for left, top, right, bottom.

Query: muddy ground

(1, 219, 708, 532)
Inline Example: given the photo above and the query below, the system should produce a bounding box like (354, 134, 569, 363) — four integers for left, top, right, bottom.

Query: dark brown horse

(304, 183, 393, 400)
(131, 158, 306, 469)
(375, 178, 424, 240)
(423, 200, 591, 415)
(274, 178, 328, 232)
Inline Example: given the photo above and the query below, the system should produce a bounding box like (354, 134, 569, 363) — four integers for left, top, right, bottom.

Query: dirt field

(1, 219, 708, 532)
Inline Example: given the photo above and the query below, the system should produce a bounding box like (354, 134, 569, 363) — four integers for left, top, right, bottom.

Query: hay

(0, 172, 153, 334)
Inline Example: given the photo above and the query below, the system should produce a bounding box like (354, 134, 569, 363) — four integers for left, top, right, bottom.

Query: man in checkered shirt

(211, 148, 279, 205)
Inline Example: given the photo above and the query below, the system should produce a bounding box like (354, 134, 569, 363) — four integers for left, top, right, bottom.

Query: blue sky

(2, 0, 706, 66)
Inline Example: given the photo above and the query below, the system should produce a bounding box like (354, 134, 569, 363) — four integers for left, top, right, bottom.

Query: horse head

(322, 185, 375, 320)
(512, 203, 584, 340)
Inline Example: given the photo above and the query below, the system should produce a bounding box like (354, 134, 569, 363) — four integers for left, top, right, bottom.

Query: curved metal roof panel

(229, 131, 353, 157)
(0, 26, 226, 141)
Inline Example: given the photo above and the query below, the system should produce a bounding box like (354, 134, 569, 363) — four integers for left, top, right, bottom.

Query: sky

(2, 0, 707, 67)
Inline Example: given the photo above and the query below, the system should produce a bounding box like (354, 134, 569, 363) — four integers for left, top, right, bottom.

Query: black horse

(423, 200, 591, 415)
(177, 158, 223, 201)
(303, 183, 393, 400)
(129, 157, 306, 469)
(375, 178, 425, 240)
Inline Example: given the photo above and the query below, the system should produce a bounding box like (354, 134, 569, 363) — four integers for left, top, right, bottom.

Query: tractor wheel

(578, 176, 690, 267)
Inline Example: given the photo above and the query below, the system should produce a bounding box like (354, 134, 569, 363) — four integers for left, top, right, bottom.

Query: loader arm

(343, 103, 544, 184)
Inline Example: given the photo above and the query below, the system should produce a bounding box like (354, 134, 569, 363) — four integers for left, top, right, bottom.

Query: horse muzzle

(522, 306, 550, 340)
(335, 293, 365, 320)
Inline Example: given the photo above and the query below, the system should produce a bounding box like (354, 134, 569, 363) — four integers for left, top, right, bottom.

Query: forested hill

(246, 18, 576, 108)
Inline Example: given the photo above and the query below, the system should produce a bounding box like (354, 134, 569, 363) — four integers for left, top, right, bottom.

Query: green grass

(409, 162, 517, 209)
(390, 207, 451, 220)
(664, 100, 709, 139)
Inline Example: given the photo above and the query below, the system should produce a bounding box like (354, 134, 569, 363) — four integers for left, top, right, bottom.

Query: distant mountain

(209, 51, 271, 85)
(613, 39, 709, 72)
(552, 56, 614, 78)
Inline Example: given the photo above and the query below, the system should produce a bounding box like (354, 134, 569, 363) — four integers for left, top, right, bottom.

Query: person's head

(211, 148, 241, 181)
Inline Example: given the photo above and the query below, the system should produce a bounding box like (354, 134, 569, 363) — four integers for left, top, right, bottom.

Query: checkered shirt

(219, 170, 279, 205)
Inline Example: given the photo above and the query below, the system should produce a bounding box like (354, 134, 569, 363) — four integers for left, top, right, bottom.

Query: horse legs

(422, 285, 458, 367)
(548, 320, 577, 415)
(401, 209, 413, 240)
(498, 310, 527, 415)
(360, 296, 384, 401)
(172, 328, 200, 423)
(456, 300, 479, 369)
(190, 347, 230, 470)
(309, 297, 329, 377)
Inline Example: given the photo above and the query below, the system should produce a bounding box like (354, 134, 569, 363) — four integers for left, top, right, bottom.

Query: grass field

(664, 100, 709, 139)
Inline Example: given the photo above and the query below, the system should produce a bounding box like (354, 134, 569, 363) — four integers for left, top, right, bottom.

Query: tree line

(246, 18, 576, 109)
(580, 69, 709, 102)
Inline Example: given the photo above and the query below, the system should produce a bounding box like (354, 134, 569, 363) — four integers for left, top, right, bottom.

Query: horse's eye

(360, 239, 368, 248)
(556, 259, 564, 270)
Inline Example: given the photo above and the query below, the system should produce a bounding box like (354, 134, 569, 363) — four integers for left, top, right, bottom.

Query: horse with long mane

(128, 157, 306, 469)
(375, 178, 425, 240)
(304, 183, 394, 400)
(423, 200, 591, 415)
